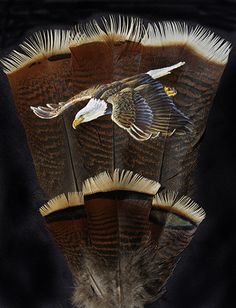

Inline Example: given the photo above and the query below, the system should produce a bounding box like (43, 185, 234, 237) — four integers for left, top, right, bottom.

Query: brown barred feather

(42, 183, 202, 307)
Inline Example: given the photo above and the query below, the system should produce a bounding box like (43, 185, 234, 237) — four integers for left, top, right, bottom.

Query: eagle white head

(72, 98, 108, 129)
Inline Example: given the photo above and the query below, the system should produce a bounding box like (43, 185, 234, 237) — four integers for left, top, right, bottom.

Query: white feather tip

(82, 169, 160, 196)
(39, 192, 84, 217)
(152, 190, 205, 224)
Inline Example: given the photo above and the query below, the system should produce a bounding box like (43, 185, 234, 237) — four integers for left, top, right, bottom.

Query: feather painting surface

(0, 15, 231, 307)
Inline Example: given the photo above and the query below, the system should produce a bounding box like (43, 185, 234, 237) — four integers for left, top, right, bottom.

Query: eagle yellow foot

(164, 86, 177, 97)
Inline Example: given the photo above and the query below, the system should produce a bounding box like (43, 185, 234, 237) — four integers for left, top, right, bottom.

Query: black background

(0, 0, 236, 307)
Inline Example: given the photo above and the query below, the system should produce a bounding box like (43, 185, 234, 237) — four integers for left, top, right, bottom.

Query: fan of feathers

(0, 15, 231, 308)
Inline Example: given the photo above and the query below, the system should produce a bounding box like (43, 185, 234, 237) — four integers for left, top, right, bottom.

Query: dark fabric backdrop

(0, 0, 235, 307)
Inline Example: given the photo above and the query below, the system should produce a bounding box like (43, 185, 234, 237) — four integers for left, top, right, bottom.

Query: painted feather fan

(1, 15, 231, 307)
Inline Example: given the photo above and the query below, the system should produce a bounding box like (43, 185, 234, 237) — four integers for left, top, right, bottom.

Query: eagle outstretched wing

(30, 87, 97, 119)
(109, 77, 192, 140)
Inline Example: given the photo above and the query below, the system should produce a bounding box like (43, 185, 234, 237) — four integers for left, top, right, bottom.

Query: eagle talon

(164, 86, 177, 97)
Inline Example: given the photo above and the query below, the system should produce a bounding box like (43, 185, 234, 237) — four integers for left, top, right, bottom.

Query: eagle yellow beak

(72, 117, 84, 129)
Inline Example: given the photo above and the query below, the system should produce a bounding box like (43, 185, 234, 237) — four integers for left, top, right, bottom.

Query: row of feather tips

(40, 169, 205, 225)
(0, 14, 232, 74)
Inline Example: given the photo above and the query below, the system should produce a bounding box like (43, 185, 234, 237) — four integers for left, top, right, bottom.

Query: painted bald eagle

(0, 15, 231, 308)
(31, 62, 192, 141)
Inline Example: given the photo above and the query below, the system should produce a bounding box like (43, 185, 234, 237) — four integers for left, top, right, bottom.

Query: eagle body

(0, 15, 231, 307)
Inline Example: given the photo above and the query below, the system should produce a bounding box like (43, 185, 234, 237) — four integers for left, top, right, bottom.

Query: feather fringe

(0, 29, 71, 74)
(40, 169, 159, 216)
(141, 21, 231, 65)
(152, 190, 205, 224)
(82, 169, 160, 196)
(40, 191, 84, 217)
(70, 15, 144, 46)
(1, 15, 231, 74)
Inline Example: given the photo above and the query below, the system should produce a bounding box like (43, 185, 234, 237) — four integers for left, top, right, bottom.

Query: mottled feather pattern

(110, 88, 136, 128)
(8, 58, 80, 197)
